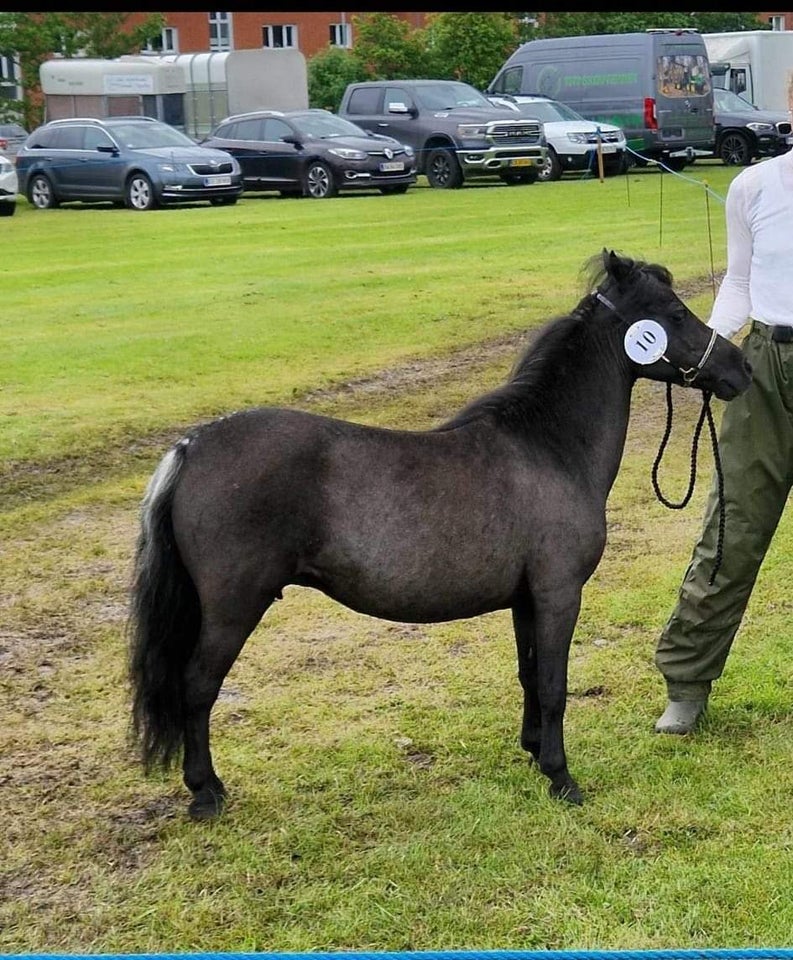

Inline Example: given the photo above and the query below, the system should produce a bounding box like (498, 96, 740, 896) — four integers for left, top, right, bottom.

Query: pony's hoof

(549, 779, 584, 806)
(188, 788, 226, 821)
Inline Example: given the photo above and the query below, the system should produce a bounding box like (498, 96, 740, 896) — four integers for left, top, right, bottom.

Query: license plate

(600, 144, 617, 154)
(380, 161, 404, 172)
(205, 175, 231, 187)
(510, 157, 532, 167)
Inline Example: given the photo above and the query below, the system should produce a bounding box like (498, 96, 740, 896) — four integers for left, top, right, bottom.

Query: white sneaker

(654, 699, 707, 735)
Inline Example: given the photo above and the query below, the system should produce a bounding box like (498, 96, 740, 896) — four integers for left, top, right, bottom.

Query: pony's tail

(127, 439, 201, 774)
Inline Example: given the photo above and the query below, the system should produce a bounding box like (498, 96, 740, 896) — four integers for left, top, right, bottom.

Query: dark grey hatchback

(200, 109, 416, 198)
(16, 116, 243, 210)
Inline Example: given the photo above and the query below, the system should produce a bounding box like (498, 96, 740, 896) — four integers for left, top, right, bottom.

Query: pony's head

(588, 249, 752, 401)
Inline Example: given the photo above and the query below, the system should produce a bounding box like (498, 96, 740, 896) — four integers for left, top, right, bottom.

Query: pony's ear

(605, 249, 632, 285)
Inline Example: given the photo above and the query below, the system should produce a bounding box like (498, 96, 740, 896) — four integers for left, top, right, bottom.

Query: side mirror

(96, 144, 119, 154)
(388, 102, 415, 117)
(282, 135, 303, 148)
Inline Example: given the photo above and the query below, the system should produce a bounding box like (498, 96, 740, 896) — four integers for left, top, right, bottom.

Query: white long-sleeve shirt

(708, 148, 793, 340)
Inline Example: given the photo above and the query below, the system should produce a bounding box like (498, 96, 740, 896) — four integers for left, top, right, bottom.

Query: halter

(595, 289, 725, 584)
(595, 290, 719, 386)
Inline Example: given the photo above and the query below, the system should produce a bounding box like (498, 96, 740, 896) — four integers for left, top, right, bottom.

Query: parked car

(487, 93, 627, 181)
(0, 121, 28, 158)
(16, 116, 243, 210)
(712, 87, 792, 165)
(0, 151, 18, 217)
(200, 108, 417, 199)
(338, 79, 546, 188)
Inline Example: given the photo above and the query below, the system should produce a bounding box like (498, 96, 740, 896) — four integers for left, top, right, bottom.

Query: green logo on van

(536, 64, 639, 98)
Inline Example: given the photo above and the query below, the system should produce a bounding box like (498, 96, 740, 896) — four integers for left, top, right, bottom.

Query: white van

(487, 29, 716, 170)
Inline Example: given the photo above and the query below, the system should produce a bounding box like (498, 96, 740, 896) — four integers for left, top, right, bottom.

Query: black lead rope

(651, 382, 726, 585)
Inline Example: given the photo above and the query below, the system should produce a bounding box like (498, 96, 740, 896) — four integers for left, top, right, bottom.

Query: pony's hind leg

(181, 596, 277, 820)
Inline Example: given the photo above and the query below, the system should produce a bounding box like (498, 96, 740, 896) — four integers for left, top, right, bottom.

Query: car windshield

(514, 100, 585, 123)
(714, 88, 757, 112)
(414, 83, 492, 110)
(292, 112, 368, 139)
(107, 121, 198, 149)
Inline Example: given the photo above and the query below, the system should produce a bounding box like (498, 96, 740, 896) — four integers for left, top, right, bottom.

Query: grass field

(4, 163, 793, 953)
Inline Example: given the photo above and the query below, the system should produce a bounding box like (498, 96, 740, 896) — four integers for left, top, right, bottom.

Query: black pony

(129, 250, 752, 819)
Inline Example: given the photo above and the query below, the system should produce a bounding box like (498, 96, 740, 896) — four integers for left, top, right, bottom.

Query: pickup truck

(338, 79, 547, 188)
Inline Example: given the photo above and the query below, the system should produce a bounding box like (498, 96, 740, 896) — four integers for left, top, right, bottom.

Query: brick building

(126, 11, 430, 60)
(126, 11, 792, 59)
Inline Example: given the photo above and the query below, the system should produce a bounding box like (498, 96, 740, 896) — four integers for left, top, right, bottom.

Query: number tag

(624, 319, 668, 365)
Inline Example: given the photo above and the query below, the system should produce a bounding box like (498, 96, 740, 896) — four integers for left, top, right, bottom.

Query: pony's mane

(436, 251, 674, 434)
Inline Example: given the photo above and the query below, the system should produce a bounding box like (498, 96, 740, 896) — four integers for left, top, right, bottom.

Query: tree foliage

(350, 12, 431, 80)
(532, 11, 766, 38)
(307, 47, 366, 111)
(0, 11, 165, 128)
(423, 13, 518, 90)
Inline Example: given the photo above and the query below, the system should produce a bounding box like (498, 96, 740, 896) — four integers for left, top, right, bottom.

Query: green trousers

(655, 322, 793, 701)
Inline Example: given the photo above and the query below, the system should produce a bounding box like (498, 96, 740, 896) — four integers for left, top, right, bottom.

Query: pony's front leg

(511, 596, 540, 763)
(533, 586, 584, 806)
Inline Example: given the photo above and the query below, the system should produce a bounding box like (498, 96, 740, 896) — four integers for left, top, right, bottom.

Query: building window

(329, 23, 351, 47)
(143, 27, 178, 55)
(768, 14, 785, 30)
(262, 24, 297, 49)
(209, 12, 232, 51)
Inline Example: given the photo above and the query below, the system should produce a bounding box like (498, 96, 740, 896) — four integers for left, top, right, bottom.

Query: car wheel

(125, 173, 158, 210)
(425, 148, 463, 189)
(379, 185, 409, 195)
(28, 173, 58, 209)
(664, 156, 688, 172)
(718, 131, 753, 166)
(0, 201, 15, 217)
(537, 148, 563, 182)
(209, 197, 238, 206)
(305, 161, 337, 199)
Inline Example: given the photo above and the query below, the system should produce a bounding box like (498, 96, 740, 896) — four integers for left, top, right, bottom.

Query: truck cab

(339, 79, 547, 188)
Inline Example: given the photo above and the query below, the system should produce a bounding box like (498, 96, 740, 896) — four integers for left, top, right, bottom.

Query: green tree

(424, 12, 518, 89)
(349, 12, 430, 79)
(533, 11, 765, 39)
(0, 11, 165, 128)
(307, 46, 367, 112)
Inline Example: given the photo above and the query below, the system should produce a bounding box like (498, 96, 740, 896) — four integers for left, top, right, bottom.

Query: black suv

(16, 116, 243, 210)
(201, 108, 417, 199)
(338, 79, 547, 188)
(712, 87, 792, 166)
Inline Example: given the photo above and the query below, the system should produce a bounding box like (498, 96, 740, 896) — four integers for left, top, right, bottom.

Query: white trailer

(40, 49, 309, 138)
(704, 31, 793, 111)
(40, 57, 186, 124)
(154, 49, 309, 138)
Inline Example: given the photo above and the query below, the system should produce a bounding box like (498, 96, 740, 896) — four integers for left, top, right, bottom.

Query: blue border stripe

(7, 951, 793, 960)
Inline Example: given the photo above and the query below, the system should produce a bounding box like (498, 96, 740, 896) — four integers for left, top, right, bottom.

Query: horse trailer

(40, 49, 309, 139)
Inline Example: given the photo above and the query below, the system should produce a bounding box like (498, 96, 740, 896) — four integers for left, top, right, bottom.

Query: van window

(491, 66, 523, 96)
(657, 54, 711, 97)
